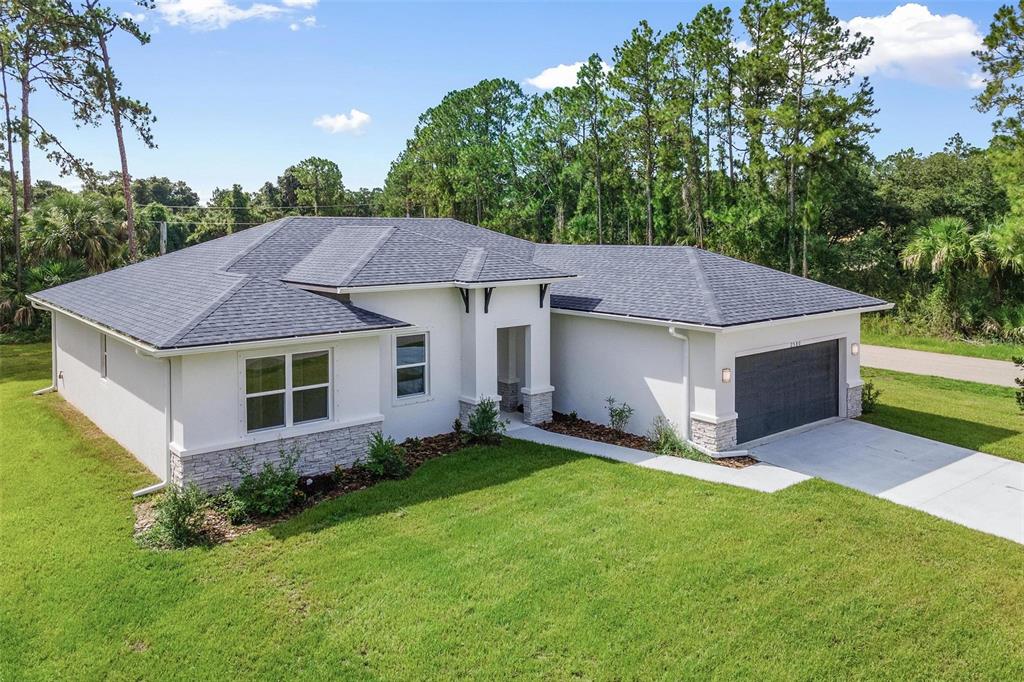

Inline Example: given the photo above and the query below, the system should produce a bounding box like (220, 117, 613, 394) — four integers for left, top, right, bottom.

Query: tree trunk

(593, 126, 604, 245)
(98, 30, 136, 261)
(2, 50, 23, 292)
(19, 65, 31, 212)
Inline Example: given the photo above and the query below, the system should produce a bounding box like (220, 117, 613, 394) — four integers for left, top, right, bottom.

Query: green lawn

(861, 318, 1024, 362)
(861, 368, 1024, 462)
(2, 343, 1023, 680)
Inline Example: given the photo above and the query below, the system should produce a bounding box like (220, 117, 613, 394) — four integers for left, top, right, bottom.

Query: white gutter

(132, 357, 173, 497)
(554, 303, 894, 334)
(32, 314, 58, 395)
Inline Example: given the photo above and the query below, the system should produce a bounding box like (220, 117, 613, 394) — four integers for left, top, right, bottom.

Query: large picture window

(244, 350, 330, 432)
(395, 333, 428, 398)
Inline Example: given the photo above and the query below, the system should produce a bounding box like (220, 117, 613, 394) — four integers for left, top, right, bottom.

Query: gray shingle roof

(533, 244, 885, 326)
(32, 216, 886, 349)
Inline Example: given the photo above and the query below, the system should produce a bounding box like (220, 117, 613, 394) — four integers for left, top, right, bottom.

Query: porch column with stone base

(458, 394, 503, 426)
(689, 412, 738, 454)
(521, 386, 553, 425)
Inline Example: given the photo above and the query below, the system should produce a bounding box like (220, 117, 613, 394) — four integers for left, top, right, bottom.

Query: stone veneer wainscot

(171, 419, 382, 492)
(689, 414, 737, 453)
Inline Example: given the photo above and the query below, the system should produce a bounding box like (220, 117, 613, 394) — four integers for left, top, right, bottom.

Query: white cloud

(525, 61, 610, 90)
(289, 15, 317, 31)
(845, 3, 984, 88)
(313, 109, 372, 134)
(155, 0, 284, 31)
(282, 0, 318, 7)
(122, 11, 146, 23)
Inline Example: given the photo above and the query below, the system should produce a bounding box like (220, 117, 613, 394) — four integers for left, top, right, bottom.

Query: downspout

(132, 357, 173, 497)
(32, 315, 58, 395)
(667, 327, 690, 441)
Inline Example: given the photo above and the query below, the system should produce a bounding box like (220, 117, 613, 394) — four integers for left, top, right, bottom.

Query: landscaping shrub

(862, 381, 881, 414)
(649, 416, 686, 454)
(465, 397, 507, 445)
(210, 487, 248, 525)
(142, 483, 208, 549)
(452, 417, 464, 436)
(364, 431, 409, 479)
(605, 396, 634, 432)
(231, 447, 301, 520)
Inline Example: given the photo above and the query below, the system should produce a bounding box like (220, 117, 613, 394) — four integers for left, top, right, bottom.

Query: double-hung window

(244, 350, 330, 433)
(395, 333, 428, 398)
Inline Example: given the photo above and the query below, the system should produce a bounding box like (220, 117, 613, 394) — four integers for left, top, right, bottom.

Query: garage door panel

(736, 340, 839, 444)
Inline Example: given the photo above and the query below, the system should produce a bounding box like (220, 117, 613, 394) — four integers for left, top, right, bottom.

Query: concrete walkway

(751, 420, 1024, 544)
(861, 344, 1019, 387)
(505, 417, 810, 493)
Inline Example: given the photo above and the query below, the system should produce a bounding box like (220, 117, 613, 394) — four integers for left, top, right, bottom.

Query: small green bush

(605, 396, 634, 432)
(210, 487, 249, 525)
(861, 381, 881, 414)
(232, 447, 301, 519)
(143, 483, 208, 549)
(365, 431, 409, 479)
(649, 416, 686, 454)
(465, 397, 507, 445)
(452, 417, 463, 436)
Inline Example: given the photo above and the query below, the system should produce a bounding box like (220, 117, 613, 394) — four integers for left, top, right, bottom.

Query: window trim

(99, 334, 108, 379)
(241, 348, 332, 434)
(393, 332, 429, 400)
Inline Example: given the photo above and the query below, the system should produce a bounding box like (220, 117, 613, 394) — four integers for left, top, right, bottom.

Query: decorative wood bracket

(484, 287, 494, 314)
(458, 287, 470, 313)
(539, 283, 550, 308)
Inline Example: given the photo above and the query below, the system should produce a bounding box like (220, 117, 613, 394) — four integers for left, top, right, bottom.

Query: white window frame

(241, 349, 332, 434)
(394, 332, 429, 400)
(99, 334, 108, 379)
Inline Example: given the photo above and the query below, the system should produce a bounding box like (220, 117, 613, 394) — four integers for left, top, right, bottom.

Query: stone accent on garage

(497, 380, 521, 412)
(690, 414, 738, 453)
(171, 419, 382, 492)
(522, 389, 553, 425)
(847, 384, 863, 418)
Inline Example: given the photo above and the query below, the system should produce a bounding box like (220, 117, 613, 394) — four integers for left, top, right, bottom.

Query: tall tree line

(381, 0, 876, 278)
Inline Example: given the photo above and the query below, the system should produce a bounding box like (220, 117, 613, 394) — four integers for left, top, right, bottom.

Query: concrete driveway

(749, 420, 1024, 544)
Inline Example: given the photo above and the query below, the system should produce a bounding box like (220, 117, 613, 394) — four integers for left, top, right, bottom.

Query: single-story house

(29, 217, 890, 493)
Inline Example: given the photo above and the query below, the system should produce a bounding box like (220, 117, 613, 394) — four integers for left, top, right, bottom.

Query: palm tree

(24, 192, 124, 273)
(901, 216, 988, 329)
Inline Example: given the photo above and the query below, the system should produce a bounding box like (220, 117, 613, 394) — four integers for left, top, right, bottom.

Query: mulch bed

(134, 431, 467, 547)
(539, 412, 757, 469)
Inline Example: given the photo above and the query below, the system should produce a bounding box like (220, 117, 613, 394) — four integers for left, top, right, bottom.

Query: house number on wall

(789, 341, 802, 348)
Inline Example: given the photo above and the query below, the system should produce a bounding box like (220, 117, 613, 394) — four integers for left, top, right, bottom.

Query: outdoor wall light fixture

(721, 367, 732, 384)
(851, 342, 860, 356)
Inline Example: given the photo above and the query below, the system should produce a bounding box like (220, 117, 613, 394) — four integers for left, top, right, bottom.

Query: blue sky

(30, 1, 1002, 201)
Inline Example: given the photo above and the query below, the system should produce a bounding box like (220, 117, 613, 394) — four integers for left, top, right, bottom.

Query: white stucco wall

(352, 283, 552, 439)
(350, 287, 464, 441)
(173, 335, 382, 455)
(550, 312, 690, 437)
(53, 314, 168, 477)
(710, 312, 861, 420)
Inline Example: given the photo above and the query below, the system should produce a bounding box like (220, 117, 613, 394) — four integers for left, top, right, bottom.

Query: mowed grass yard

(2, 343, 1023, 680)
(861, 368, 1024, 462)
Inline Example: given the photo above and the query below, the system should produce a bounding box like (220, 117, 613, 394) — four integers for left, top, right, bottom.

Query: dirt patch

(134, 431, 468, 547)
(538, 413, 757, 469)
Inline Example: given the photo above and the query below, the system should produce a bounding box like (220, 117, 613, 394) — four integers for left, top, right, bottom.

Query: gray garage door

(735, 340, 839, 444)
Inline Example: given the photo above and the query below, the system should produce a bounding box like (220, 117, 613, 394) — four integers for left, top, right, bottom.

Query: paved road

(751, 420, 1024, 544)
(861, 344, 1020, 387)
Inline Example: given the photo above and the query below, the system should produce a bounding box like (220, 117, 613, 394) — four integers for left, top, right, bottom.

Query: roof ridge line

(337, 226, 397, 286)
(220, 216, 295, 272)
(687, 248, 725, 326)
(161, 273, 251, 348)
(455, 247, 486, 281)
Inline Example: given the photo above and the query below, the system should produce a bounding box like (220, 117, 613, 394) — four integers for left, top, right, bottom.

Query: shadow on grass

(267, 441, 588, 542)
(860, 404, 1021, 454)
